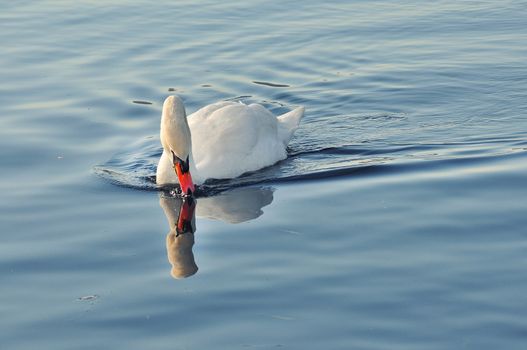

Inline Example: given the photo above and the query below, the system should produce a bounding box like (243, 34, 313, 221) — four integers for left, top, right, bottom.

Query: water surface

(1, 1, 527, 349)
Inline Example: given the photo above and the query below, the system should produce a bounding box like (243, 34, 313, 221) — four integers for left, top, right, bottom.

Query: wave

(93, 133, 527, 196)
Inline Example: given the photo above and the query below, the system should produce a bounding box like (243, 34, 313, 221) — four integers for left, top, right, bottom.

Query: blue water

(2, 1, 527, 349)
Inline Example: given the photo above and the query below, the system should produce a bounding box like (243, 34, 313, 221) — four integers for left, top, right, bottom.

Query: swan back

(187, 101, 304, 181)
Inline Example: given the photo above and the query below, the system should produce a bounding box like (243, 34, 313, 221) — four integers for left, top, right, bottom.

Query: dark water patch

(360, 114, 407, 121)
(287, 144, 440, 157)
(252, 80, 290, 88)
(262, 99, 286, 107)
(225, 95, 252, 101)
(132, 100, 153, 105)
(77, 295, 99, 302)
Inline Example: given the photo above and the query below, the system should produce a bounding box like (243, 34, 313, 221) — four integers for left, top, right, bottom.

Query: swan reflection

(196, 187, 274, 224)
(159, 195, 198, 279)
(159, 186, 274, 279)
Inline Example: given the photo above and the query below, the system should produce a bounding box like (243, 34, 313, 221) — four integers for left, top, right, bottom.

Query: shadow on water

(159, 186, 274, 279)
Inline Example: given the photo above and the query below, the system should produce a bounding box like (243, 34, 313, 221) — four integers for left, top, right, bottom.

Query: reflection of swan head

(159, 194, 197, 279)
(166, 230, 197, 279)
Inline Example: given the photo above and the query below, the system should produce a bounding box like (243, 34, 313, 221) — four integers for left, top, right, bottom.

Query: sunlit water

(1, 1, 527, 349)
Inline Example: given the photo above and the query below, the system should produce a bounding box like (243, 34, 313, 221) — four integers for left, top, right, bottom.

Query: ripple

(94, 131, 526, 195)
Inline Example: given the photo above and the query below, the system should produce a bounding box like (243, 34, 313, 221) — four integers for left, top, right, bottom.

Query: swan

(156, 95, 304, 195)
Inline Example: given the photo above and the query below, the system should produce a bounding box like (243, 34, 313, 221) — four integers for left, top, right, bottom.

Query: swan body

(156, 96, 304, 189)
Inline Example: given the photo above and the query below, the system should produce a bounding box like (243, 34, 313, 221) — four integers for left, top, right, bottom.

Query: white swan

(156, 95, 304, 194)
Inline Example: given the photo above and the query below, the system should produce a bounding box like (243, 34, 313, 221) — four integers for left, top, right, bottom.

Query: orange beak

(175, 162, 195, 196)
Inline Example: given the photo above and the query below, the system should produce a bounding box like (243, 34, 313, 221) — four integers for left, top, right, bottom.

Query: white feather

(156, 96, 304, 185)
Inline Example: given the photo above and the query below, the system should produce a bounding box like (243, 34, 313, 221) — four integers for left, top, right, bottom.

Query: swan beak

(175, 162, 195, 196)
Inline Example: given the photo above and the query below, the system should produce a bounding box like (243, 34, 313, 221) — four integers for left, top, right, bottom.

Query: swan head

(162, 95, 186, 122)
(161, 95, 195, 196)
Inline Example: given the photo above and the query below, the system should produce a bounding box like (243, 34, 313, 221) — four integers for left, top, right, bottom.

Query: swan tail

(277, 106, 305, 146)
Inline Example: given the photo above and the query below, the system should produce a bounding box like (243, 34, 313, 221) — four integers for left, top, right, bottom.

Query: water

(1, 1, 527, 349)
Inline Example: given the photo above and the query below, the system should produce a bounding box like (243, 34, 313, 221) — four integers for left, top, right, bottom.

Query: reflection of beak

(177, 197, 196, 235)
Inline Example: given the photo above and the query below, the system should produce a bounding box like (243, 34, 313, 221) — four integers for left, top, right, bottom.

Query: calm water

(1, 1, 527, 349)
